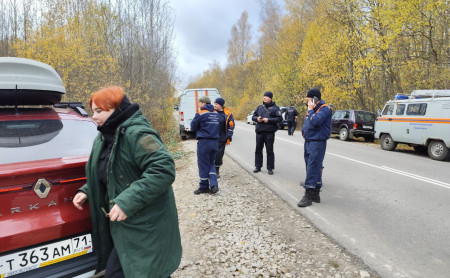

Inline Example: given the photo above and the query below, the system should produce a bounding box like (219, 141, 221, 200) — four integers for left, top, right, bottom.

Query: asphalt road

(227, 121, 450, 278)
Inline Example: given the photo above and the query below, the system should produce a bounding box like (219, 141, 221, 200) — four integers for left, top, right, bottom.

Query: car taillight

(180, 111, 184, 121)
(354, 123, 358, 129)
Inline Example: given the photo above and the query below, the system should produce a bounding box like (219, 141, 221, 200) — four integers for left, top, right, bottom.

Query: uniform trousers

(287, 120, 296, 135)
(255, 132, 275, 170)
(215, 140, 227, 167)
(197, 139, 218, 189)
(303, 140, 327, 189)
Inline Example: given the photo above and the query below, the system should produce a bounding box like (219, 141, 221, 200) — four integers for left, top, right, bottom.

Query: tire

(427, 140, 449, 161)
(339, 128, 349, 141)
(180, 131, 187, 140)
(364, 135, 375, 143)
(380, 134, 397, 151)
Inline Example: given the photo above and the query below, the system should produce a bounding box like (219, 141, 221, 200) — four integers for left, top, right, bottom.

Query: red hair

(90, 86, 124, 111)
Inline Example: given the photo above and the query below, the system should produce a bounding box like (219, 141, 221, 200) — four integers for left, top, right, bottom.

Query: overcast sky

(171, 0, 282, 90)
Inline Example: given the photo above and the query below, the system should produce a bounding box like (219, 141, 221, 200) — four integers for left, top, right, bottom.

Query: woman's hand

(73, 192, 88, 210)
(109, 204, 128, 222)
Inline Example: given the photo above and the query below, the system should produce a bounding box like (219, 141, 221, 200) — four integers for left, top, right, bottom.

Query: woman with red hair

(73, 86, 181, 277)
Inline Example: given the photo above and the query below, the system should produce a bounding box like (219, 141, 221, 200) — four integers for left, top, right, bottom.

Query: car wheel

(427, 140, 449, 161)
(339, 128, 349, 141)
(380, 134, 397, 151)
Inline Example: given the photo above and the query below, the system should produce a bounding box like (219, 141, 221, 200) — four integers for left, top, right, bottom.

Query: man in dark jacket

(298, 88, 332, 207)
(191, 96, 220, 194)
(252, 91, 282, 175)
(214, 97, 235, 178)
(286, 104, 298, 136)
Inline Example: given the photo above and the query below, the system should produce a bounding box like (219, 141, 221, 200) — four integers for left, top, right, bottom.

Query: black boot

(312, 187, 321, 203)
(215, 166, 220, 178)
(297, 189, 314, 207)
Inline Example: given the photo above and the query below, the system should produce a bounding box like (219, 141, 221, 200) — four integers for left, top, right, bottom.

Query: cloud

(171, 0, 262, 89)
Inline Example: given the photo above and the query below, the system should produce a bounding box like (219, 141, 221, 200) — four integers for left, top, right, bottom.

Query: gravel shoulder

(171, 140, 379, 278)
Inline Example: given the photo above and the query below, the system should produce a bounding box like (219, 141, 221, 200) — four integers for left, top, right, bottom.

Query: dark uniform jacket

(286, 106, 298, 122)
(80, 109, 182, 278)
(252, 101, 282, 132)
(191, 104, 219, 139)
(301, 99, 332, 141)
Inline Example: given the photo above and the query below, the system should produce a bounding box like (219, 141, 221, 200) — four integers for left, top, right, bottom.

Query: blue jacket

(191, 104, 219, 139)
(301, 100, 332, 141)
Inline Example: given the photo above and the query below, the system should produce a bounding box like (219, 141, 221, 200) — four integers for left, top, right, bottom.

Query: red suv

(0, 57, 98, 277)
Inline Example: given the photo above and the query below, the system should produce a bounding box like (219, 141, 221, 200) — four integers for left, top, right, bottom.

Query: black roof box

(0, 57, 66, 105)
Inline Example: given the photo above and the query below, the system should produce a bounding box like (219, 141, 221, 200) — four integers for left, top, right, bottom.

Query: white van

(375, 90, 450, 161)
(174, 88, 221, 140)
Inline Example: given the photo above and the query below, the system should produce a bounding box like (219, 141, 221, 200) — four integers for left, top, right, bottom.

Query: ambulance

(174, 88, 221, 140)
(375, 90, 450, 161)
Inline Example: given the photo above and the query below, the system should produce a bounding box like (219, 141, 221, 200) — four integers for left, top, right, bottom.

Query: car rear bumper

(350, 129, 375, 136)
(11, 253, 97, 278)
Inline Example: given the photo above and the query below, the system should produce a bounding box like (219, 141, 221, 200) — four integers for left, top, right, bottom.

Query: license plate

(363, 125, 373, 129)
(0, 234, 93, 277)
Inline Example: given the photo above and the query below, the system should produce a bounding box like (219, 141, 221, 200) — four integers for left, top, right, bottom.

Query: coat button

(109, 200, 114, 204)
(119, 175, 123, 179)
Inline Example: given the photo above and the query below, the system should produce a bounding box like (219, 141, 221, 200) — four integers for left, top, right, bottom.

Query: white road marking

(236, 125, 449, 189)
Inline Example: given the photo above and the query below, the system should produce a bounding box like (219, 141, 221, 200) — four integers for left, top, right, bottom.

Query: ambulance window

(406, 103, 427, 116)
(382, 104, 394, 115)
(396, 104, 406, 115)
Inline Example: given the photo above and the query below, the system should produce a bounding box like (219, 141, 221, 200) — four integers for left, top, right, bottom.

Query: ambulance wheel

(427, 140, 449, 161)
(339, 128, 349, 141)
(180, 131, 187, 140)
(380, 134, 397, 151)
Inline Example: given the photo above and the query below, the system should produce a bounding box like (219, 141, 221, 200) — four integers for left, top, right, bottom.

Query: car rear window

(0, 119, 98, 164)
(355, 111, 375, 121)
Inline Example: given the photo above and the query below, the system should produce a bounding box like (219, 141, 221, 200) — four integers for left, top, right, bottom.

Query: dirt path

(171, 140, 378, 278)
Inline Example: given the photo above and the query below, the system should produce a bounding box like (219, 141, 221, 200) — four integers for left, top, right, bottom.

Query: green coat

(80, 109, 182, 278)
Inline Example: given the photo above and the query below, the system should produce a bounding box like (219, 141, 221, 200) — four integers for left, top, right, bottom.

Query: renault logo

(34, 178, 52, 198)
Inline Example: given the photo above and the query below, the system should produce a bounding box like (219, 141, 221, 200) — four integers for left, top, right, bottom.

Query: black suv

(331, 109, 376, 142)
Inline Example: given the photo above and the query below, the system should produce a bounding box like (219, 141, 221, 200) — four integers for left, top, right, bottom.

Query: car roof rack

(54, 102, 89, 117)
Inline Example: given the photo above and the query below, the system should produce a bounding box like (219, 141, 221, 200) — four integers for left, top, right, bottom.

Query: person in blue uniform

(191, 96, 220, 194)
(298, 88, 332, 207)
(252, 91, 282, 175)
(214, 97, 235, 178)
(286, 104, 298, 136)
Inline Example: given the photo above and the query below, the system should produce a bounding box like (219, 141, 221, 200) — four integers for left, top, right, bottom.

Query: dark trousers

(303, 140, 327, 189)
(105, 247, 125, 278)
(215, 140, 227, 167)
(255, 132, 275, 170)
(287, 121, 296, 135)
(197, 139, 218, 189)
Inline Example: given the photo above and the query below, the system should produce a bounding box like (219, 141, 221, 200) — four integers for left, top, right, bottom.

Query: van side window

(406, 103, 427, 116)
(396, 104, 406, 115)
(382, 104, 394, 115)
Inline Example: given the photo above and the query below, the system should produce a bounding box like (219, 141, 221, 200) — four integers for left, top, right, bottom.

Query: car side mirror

(376, 109, 381, 117)
(173, 105, 179, 111)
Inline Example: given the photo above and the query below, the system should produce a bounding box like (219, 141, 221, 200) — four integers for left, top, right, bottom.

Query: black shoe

(297, 189, 314, 207)
(268, 169, 273, 175)
(194, 188, 210, 195)
(210, 186, 219, 194)
(253, 168, 261, 173)
(312, 187, 321, 203)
